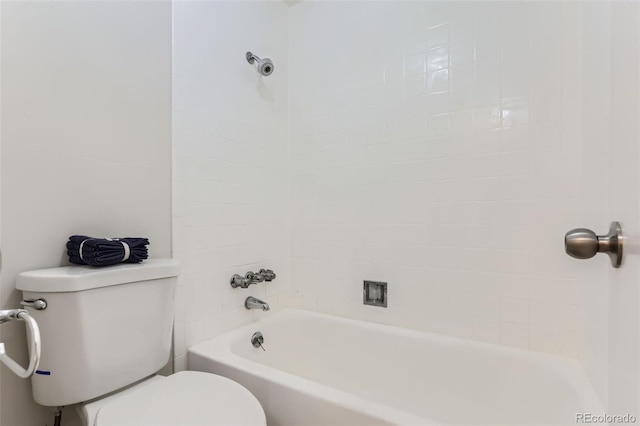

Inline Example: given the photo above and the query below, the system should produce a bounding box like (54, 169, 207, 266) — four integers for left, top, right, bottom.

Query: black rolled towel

(67, 235, 149, 266)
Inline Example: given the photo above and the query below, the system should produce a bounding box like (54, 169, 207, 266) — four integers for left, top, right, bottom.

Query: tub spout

(245, 296, 270, 311)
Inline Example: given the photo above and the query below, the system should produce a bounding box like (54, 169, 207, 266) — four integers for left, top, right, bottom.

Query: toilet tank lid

(16, 259, 180, 293)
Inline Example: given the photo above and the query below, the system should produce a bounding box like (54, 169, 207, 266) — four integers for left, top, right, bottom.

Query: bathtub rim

(187, 308, 605, 425)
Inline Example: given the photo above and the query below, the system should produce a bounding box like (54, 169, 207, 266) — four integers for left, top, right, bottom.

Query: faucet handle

(259, 269, 276, 281)
(245, 271, 264, 283)
(230, 274, 250, 288)
(230, 270, 275, 289)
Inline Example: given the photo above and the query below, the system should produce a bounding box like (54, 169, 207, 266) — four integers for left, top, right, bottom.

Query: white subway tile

(427, 24, 449, 50)
(500, 298, 529, 324)
(428, 69, 450, 95)
(427, 47, 449, 72)
(529, 325, 562, 355)
(404, 53, 427, 77)
(473, 319, 501, 343)
(474, 104, 501, 129)
(500, 322, 529, 349)
(501, 99, 530, 127)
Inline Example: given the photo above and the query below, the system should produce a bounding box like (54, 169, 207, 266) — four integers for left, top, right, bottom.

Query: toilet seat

(92, 371, 266, 426)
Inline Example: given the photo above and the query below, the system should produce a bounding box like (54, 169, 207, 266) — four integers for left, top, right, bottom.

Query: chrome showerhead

(246, 51, 274, 76)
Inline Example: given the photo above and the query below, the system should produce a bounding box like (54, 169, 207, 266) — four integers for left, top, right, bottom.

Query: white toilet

(16, 259, 266, 426)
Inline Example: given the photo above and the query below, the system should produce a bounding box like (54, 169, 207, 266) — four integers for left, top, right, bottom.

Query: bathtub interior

(216, 310, 601, 425)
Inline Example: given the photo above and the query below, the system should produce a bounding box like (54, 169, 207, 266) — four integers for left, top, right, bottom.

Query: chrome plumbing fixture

(565, 221, 623, 268)
(230, 272, 264, 288)
(230, 269, 277, 288)
(20, 298, 47, 310)
(245, 296, 270, 311)
(258, 269, 276, 281)
(246, 51, 274, 76)
(0, 309, 41, 378)
(363, 280, 387, 307)
(251, 332, 265, 351)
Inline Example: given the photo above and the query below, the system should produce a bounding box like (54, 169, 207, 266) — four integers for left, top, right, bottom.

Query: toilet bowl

(79, 372, 265, 426)
(16, 260, 266, 425)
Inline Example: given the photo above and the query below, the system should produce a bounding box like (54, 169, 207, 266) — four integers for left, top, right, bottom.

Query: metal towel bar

(0, 309, 41, 378)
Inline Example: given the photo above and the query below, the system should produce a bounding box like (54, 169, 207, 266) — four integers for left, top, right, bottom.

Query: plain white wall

(0, 1, 172, 424)
(172, 0, 290, 370)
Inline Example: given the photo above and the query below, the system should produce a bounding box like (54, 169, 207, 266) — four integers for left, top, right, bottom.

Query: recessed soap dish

(363, 280, 387, 307)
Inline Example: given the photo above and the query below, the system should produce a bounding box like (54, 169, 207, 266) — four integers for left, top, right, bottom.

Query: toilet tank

(16, 259, 180, 407)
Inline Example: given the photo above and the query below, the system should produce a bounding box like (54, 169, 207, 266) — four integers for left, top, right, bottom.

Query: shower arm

(246, 52, 260, 64)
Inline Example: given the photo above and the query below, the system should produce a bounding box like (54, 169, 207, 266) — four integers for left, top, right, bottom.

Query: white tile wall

(172, 0, 290, 363)
(288, 0, 587, 358)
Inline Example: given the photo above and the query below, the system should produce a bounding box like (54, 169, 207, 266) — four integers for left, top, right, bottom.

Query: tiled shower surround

(173, 0, 631, 408)
(172, 0, 290, 370)
(289, 2, 583, 354)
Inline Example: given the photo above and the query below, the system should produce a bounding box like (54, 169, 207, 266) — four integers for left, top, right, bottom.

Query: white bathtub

(188, 309, 604, 425)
